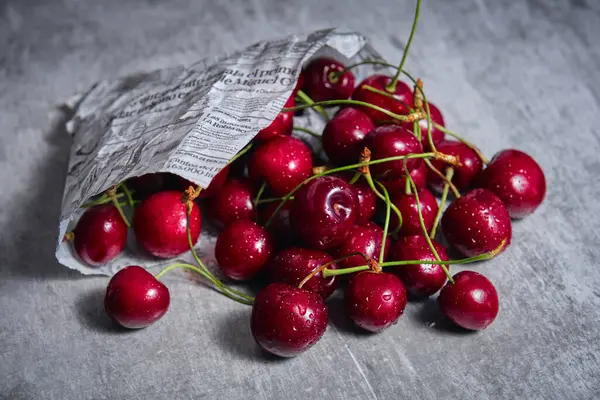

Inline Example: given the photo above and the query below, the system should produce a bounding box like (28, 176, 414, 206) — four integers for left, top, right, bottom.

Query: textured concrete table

(1, 0, 599, 398)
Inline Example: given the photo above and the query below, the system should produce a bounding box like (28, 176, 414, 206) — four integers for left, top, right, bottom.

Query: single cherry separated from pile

(66, 0, 547, 358)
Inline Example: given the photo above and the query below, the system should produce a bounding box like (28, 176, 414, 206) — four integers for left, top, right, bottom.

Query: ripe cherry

(255, 95, 294, 141)
(389, 188, 438, 236)
(215, 220, 275, 281)
(345, 271, 407, 332)
(104, 266, 170, 329)
(248, 136, 313, 197)
(438, 270, 499, 330)
(337, 172, 377, 225)
(380, 161, 428, 195)
(332, 222, 390, 271)
(428, 140, 483, 193)
(206, 178, 255, 227)
(251, 283, 328, 358)
(388, 235, 449, 297)
(475, 149, 546, 219)
(352, 75, 413, 123)
(441, 188, 511, 257)
(257, 201, 295, 248)
(133, 191, 201, 259)
(302, 57, 355, 102)
(363, 125, 423, 180)
(73, 204, 128, 267)
(268, 247, 338, 299)
(401, 101, 445, 150)
(291, 176, 358, 250)
(322, 108, 375, 166)
(169, 166, 230, 199)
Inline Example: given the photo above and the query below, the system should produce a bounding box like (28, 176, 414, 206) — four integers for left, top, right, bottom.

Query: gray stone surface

(1, 0, 600, 398)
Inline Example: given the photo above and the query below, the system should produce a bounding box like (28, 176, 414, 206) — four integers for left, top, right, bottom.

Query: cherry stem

(363, 173, 403, 234)
(296, 90, 329, 121)
(293, 126, 321, 139)
(298, 252, 369, 289)
(434, 123, 490, 164)
(361, 84, 413, 112)
(405, 164, 453, 283)
(321, 240, 507, 277)
(264, 152, 436, 228)
(254, 182, 267, 219)
(256, 196, 295, 205)
(121, 183, 135, 208)
(284, 99, 425, 123)
(106, 186, 131, 228)
(349, 171, 361, 185)
(424, 159, 461, 198)
(185, 210, 254, 304)
(413, 118, 421, 143)
(388, 0, 421, 92)
(82, 192, 127, 207)
(228, 142, 253, 166)
(430, 167, 453, 239)
(379, 184, 392, 262)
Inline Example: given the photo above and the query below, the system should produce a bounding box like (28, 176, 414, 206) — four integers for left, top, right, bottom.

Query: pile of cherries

(68, 42, 546, 359)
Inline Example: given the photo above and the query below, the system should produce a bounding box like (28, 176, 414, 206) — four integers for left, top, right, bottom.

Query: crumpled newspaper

(56, 28, 392, 276)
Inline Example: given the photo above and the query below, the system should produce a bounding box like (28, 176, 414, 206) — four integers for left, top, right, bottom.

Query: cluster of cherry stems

(67, 0, 546, 358)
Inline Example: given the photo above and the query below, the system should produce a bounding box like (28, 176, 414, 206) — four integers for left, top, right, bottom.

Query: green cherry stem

(227, 142, 253, 166)
(121, 183, 135, 208)
(349, 171, 362, 185)
(256, 196, 295, 205)
(254, 182, 267, 218)
(379, 184, 392, 263)
(434, 123, 490, 164)
(429, 167, 453, 239)
(424, 158, 461, 198)
(296, 90, 329, 121)
(106, 186, 131, 228)
(321, 240, 506, 277)
(388, 0, 421, 92)
(293, 126, 321, 139)
(362, 85, 413, 112)
(82, 192, 127, 207)
(369, 177, 403, 234)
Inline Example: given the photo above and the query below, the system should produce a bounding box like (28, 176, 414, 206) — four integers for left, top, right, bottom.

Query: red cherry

(291, 176, 358, 250)
(248, 136, 313, 197)
(322, 108, 375, 166)
(215, 220, 275, 281)
(352, 75, 413, 122)
(302, 57, 355, 102)
(389, 188, 438, 236)
(255, 95, 294, 141)
(475, 149, 546, 218)
(401, 101, 445, 150)
(251, 283, 328, 358)
(73, 204, 128, 266)
(332, 223, 390, 272)
(337, 172, 377, 225)
(388, 235, 449, 297)
(441, 188, 512, 257)
(380, 161, 428, 195)
(363, 125, 423, 180)
(438, 270, 499, 330)
(133, 191, 201, 259)
(428, 140, 483, 193)
(257, 201, 295, 248)
(268, 247, 338, 299)
(127, 173, 166, 199)
(206, 178, 256, 227)
(345, 271, 407, 332)
(104, 266, 170, 329)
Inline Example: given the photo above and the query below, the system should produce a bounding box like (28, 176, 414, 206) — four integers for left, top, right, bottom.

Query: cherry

(475, 149, 546, 219)
(215, 220, 275, 281)
(104, 266, 170, 329)
(322, 108, 375, 166)
(290, 176, 358, 250)
(251, 282, 328, 358)
(248, 136, 313, 197)
(206, 177, 255, 227)
(169, 166, 230, 199)
(255, 95, 294, 141)
(345, 271, 407, 332)
(389, 188, 438, 236)
(380, 161, 428, 195)
(268, 247, 338, 299)
(363, 125, 423, 180)
(428, 140, 483, 193)
(337, 172, 377, 225)
(352, 75, 413, 123)
(257, 201, 295, 248)
(441, 188, 511, 257)
(332, 222, 390, 271)
(127, 173, 166, 199)
(388, 235, 449, 297)
(401, 101, 445, 150)
(73, 204, 128, 267)
(133, 191, 201, 259)
(438, 270, 499, 330)
(302, 57, 355, 102)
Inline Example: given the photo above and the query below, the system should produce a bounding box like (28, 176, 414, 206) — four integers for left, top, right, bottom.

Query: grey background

(1, 0, 600, 398)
